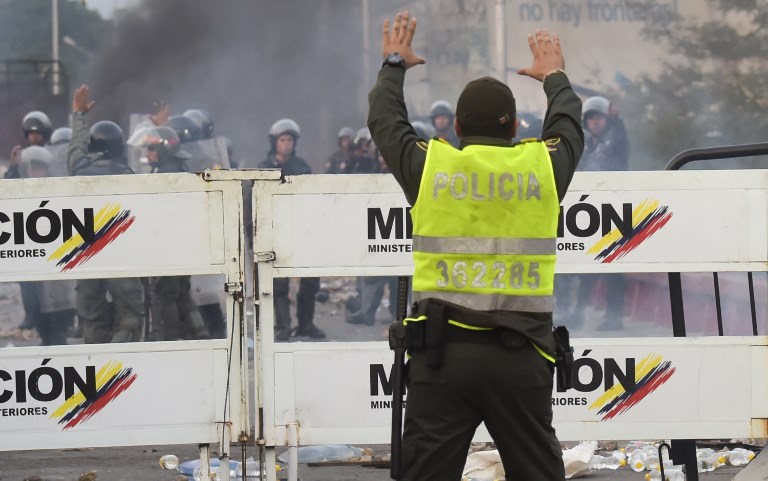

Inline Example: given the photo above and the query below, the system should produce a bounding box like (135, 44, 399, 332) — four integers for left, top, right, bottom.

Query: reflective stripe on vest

(411, 139, 559, 313)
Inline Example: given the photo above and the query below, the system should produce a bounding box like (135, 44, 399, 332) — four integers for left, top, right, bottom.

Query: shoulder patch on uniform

(544, 137, 561, 151)
(416, 140, 429, 151)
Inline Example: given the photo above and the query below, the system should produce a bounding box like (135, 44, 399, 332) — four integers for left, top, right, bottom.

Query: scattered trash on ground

(177, 456, 283, 480)
(460, 439, 762, 480)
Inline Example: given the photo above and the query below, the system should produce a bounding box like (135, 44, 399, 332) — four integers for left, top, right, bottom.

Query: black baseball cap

(455, 76, 516, 139)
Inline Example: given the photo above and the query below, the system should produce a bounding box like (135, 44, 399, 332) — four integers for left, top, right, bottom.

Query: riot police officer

(18, 146, 77, 345)
(326, 126, 354, 173)
(47, 127, 73, 177)
(183, 109, 215, 140)
(128, 125, 192, 173)
(128, 125, 210, 341)
(7, 112, 55, 332)
(5, 111, 53, 179)
(68, 85, 145, 344)
(258, 119, 325, 341)
(345, 128, 378, 174)
(429, 100, 459, 147)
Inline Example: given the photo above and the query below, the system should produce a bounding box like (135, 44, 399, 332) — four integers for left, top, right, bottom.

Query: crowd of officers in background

(1, 89, 628, 346)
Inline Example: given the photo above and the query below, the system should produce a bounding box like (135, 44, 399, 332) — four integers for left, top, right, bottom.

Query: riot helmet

(268, 118, 300, 152)
(581, 96, 610, 127)
(183, 109, 214, 139)
(167, 115, 201, 143)
(337, 126, 355, 149)
(19, 146, 52, 178)
(429, 100, 455, 125)
(50, 127, 73, 145)
(338, 126, 355, 140)
(128, 125, 188, 160)
(22, 111, 53, 143)
(88, 121, 125, 159)
(352, 127, 371, 150)
(516, 112, 543, 139)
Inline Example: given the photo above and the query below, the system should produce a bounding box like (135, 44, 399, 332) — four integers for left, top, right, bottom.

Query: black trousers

(401, 341, 564, 481)
(273, 277, 320, 330)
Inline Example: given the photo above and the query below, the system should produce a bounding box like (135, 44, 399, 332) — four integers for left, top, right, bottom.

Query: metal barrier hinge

(255, 251, 276, 262)
(225, 282, 244, 301)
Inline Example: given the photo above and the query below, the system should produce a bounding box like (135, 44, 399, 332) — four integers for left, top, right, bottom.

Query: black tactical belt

(445, 324, 526, 348)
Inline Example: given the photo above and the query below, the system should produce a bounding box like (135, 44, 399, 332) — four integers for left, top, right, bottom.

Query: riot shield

(183, 137, 231, 172)
(37, 279, 77, 314)
(45, 144, 69, 178)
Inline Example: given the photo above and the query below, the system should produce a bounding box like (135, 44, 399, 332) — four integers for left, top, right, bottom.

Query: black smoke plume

(90, 0, 365, 168)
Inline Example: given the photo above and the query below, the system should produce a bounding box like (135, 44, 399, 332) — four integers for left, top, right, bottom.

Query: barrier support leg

(287, 421, 299, 481)
(199, 444, 211, 479)
(670, 439, 698, 481)
(265, 447, 278, 481)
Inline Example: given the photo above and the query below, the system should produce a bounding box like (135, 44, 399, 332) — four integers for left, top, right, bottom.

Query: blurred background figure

(47, 126, 73, 177)
(7, 111, 55, 334)
(514, 112, 543, 141)
(429, 100, 458, 147)
(580, 96, 629, 171)
(17, 146, 76, 345)
(259, 118, 324, 341)
(326, 126, 354, 173)
(345, 127, 377, 173)
(6, 111, 53, 181)
(182, 108, 232, 170)
(410, 120, 435, 141)
(559, 96, 631, 332)
(128, 125, 191, 173)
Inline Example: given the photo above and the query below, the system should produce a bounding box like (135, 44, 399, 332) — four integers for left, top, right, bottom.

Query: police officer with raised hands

(68, 85, 145, 344)
(368, 11, 583, 481)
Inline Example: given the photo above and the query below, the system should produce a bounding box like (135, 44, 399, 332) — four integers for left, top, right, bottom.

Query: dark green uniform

(68, 113, 145, 344)
(368, 67, 583, 481)
(149, 151, 210, 341)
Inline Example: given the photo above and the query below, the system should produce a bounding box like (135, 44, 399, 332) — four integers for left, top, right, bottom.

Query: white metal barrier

(2, 169, 766, 477)
(253, 171, 768, 480)
(0, 170, 279, 467)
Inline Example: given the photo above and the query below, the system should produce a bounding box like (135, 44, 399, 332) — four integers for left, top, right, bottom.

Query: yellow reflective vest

(411, 139, 559, 315)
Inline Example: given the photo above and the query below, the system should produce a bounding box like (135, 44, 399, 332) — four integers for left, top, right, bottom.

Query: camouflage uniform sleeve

(67, 113, 91, 176)
(367, 67, 427, 206)
(540, 73, 584, 201)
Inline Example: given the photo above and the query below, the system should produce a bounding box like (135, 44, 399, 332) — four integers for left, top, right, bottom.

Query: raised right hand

(72, 85, 95, 114)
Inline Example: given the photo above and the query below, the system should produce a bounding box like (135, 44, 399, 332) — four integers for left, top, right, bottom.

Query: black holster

(553, 325, 574, 391)
(403, 302, 447, 370)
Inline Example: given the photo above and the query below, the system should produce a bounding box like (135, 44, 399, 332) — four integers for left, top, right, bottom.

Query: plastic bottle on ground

(611, 449, 627, 467)
(159, 454, 179, 470)
(645, 465, 685, 481)
(725, 447, 755, 467)
(629, 451, 647, 472)
(696, 448, 721, 472)
(589, 454, 621, 470)
(624, 441, 654, 456)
